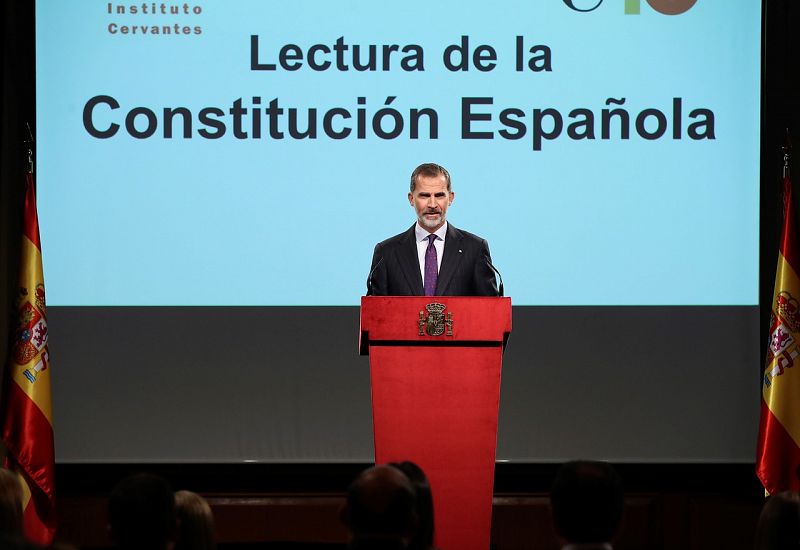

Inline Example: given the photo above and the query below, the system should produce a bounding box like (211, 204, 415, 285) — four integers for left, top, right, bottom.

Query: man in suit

(367, 163, 499, 296)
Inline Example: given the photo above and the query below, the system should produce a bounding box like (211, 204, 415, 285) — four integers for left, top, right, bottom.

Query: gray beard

(418, 213, 444, 229)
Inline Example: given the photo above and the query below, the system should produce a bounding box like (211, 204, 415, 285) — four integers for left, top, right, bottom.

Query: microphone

(485, 257, 504, 297)
(366, 256, 384, 296)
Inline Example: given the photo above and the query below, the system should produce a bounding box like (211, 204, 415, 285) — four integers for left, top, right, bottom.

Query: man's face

(408, 175, 454, 232)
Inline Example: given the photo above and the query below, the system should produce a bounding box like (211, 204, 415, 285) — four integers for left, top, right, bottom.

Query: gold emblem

(418, 302, 453, 337)
(777, 291, 800, 332)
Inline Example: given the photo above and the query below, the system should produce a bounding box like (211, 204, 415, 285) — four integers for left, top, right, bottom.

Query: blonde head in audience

(174, 490, 216, 550)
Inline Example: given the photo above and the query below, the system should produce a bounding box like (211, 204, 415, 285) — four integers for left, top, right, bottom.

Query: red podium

(359, 296, 512, 550)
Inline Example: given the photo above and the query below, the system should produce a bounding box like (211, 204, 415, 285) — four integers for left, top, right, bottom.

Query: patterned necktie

(424, 234, 438, 296)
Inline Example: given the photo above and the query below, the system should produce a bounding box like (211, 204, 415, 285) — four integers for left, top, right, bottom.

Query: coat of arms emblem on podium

(418, 302, 454, 336)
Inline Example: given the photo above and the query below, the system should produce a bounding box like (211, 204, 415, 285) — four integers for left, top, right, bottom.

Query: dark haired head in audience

(754, 491, 800, 550)
(342, 464, 418, 549)
(107, 473, 176, 550)
(174, 490, 216, 550)
(389, 462, 435, 550)
(0, 467, 24, 542)
(550, 460, 624, 549)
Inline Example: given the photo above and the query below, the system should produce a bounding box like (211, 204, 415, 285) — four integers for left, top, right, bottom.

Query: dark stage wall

(49, 305, 758, 463)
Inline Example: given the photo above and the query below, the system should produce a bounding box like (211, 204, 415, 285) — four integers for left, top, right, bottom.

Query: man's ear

(408, 192, 414, 205)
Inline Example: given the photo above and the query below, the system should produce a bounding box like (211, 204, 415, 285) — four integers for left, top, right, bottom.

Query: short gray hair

(410, 163, 451, 192)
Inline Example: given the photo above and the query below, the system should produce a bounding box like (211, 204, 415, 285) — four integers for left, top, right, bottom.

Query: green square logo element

(625, 0, 641, 14)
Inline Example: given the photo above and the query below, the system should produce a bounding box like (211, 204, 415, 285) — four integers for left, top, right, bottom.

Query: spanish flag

(2, 170, 56, 544)
(757, 174, 800, 494)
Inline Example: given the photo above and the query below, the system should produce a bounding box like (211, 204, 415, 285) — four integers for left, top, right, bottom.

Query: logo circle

(562, 0, 604, 12)
(646, 0, 698, 15)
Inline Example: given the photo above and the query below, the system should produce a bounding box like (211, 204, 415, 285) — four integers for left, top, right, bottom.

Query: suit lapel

(398, 225, 424, 294)
(435, 224, 463, 296)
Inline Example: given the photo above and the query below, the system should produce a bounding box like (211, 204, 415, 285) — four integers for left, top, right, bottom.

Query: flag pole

(24, 122, 34, 176)
(783, 128, 791, 179)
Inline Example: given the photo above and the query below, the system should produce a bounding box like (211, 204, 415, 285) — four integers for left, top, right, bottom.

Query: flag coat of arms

(2, 171, 57, 545)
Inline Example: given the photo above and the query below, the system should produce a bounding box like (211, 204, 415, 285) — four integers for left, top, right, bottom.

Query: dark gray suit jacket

(367, 224, 498, 296)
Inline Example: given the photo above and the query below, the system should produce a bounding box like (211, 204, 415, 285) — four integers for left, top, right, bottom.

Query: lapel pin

(458, 249, 462, 253)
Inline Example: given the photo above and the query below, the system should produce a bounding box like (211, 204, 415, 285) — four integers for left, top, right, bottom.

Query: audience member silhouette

(174, 490, 217, 550)
(754, 490, 800, 550)
(550, 460, 624, 550)
(389, 462, 435, 550)
(0, 468, 80, 549)
(107, 473, 176, 550)
(0, 467, 24, 542)
(341, 464, 418, 550)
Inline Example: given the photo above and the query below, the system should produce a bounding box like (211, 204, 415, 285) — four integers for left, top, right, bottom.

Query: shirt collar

(415, 221, 448, 243)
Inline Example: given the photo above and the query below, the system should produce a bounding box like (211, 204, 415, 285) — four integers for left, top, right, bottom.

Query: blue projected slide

(36, 0, 760, 305)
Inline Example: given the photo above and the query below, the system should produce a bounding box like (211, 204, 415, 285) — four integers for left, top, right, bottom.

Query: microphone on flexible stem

(366, 257, 384, 296)
(485, 257, 504, 297)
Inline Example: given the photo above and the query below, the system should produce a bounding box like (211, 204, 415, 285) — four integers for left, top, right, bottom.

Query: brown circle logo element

(646, 0, 698, 15)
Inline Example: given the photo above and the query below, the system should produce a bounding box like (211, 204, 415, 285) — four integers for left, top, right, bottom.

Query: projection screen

(35, 0, 761, 463)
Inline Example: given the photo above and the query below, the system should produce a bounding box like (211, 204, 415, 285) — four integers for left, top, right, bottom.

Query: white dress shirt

(415, 222, 447, 286)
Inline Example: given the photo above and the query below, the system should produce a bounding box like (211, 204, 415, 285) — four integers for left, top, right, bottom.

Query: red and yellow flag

(757, 174, 800, 494)
(2, 170, 56, 545)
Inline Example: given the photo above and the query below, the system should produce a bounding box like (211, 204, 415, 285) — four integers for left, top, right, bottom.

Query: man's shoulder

(448, 225, 488, 246)
(374, 223, 489, 249)
(375, 225, 415, 249)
